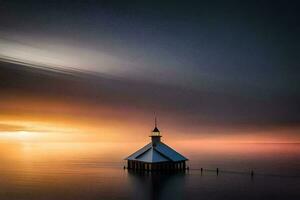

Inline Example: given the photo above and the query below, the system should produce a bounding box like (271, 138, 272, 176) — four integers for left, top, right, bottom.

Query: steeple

(151, 116, 161, 143)
(152, 116, 160, 133)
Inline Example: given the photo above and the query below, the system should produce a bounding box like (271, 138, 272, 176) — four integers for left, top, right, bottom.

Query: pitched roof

(152, 127, 160, 132)
(125, 142, 188, 163)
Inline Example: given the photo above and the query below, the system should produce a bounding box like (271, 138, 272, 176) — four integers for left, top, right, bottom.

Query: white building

(125, 119, 188, 171)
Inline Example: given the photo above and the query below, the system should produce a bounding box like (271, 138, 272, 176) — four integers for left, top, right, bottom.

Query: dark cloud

(0, 0, 299, 93)
(1, 60, 299, 129)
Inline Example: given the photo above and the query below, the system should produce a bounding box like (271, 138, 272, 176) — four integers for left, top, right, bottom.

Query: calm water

(0, 142, 300, 200)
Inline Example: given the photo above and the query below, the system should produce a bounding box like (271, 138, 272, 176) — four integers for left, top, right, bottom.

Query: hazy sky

(0, 0, 299, 143)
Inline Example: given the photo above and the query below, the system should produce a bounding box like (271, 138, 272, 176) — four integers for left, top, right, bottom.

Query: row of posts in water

(199, 167, 255, 177)
(124, 166, 255, 177)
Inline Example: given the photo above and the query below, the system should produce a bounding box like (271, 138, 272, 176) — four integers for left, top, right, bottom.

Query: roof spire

(152, 113, 160, 134)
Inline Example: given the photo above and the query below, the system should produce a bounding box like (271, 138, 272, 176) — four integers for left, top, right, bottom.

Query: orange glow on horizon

(0, 94, 300, 144)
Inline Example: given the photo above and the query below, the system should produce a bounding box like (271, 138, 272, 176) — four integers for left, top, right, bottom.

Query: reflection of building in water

(125, 118, 188, 171)
(127, 170, 185, 200)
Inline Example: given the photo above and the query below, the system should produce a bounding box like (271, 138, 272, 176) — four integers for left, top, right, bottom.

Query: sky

(0, 0, 299, 144)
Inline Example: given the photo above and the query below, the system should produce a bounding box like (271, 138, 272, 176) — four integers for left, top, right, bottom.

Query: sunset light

(0, 1, 299, 199)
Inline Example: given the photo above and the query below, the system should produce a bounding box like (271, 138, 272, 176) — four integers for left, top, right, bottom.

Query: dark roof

(152, 127, 160, 132)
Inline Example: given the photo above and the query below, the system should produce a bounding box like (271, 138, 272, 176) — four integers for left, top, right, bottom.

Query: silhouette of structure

(125, 118, 188, 171)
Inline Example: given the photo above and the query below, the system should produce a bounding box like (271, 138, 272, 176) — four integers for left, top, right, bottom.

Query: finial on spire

(152, 113, 160, 133)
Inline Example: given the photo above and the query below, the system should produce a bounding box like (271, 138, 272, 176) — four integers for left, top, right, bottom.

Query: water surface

(0, 142, 300, 200)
